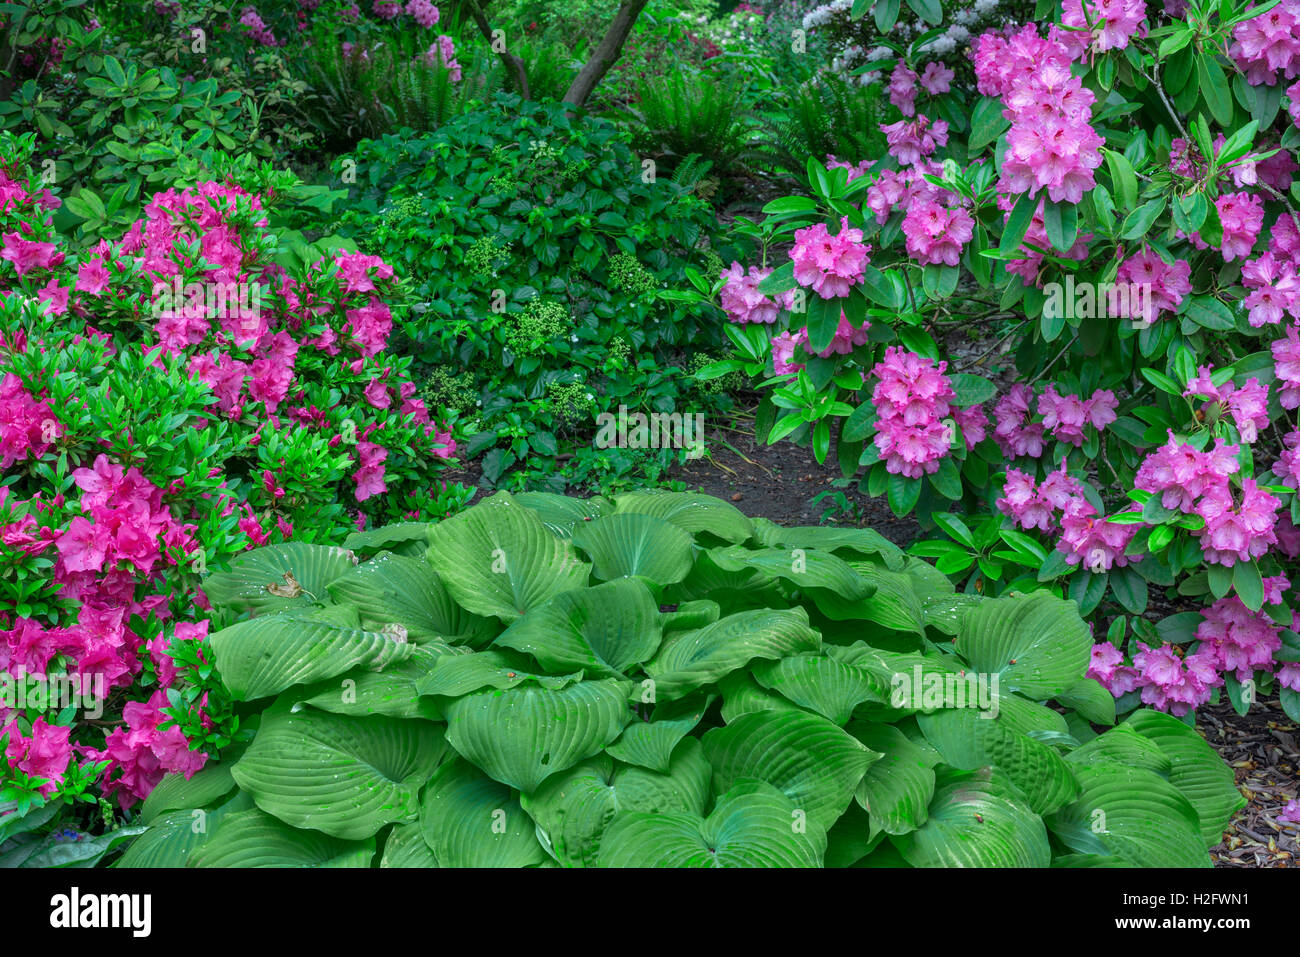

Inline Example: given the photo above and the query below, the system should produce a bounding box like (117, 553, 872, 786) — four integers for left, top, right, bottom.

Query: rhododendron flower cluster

(719, 262, 795, 324)
(865, 161, 945, 225)
(406, 0, 439, 28)
(1183, 192, 1264, 261)
(791, 218, 870, 299)
(996, 460, 1087, 531)
(869, 347, 960, 478)
(1003, 199, 1092, 285)
(1230, 0, 1300, 86)
(423, 35, 462, 81)
(1059, 0, 1148, 55)
(1183, 367, 1270, 442)
(992, 384, 1115, 456)
(1114, 248, 1192, 323)
(1057, 500, 1142, 571)
(901, 196, 973, 267)
(881, 114, 949, 167)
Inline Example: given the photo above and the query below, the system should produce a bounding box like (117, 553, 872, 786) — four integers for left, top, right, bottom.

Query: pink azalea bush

(0, 133, 461, 825)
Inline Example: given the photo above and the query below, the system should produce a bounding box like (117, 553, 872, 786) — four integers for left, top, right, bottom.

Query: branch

(466, 0, 530, 100)
(562, 0, 650, 110)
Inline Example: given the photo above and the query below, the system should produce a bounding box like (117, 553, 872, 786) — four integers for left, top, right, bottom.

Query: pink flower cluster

(1273, 323, 1300, 408)
(992, 384, 1116, 457)
(1002, 197, 1091, 286)
(1135, 432, 1280, 566)
(1183, 192, 1264, 261)
(2, 717, 73, 797)
(865, 161, 945, 225)
(901, 197, 974, 267)
(238, 6, 279, 46)
(1230, 0, 1300, 86)
(1183, 366, 1270, 443)
(974, 25, 1104, 204)
(1196, 586, 1289, 684)
(869, 347, 960, 478)
(887, 60, 954, 117)
(0, 371, 61, 468)
(89, 691, 207, 809)
(825, 156, 874, 183)
(1058, 500, 1142, 571)
(881, 114, 949, 168)
(996, 460, 1087, 532)
(719, 262, 795, 324)
(769, 311, 873, 375)
(406, 0, 439, 27)
(1059, 0, 1147, 55)
(423, 35, 462, 81)
(791, 218, 870, 299)
(1114, 248, 1191, 323)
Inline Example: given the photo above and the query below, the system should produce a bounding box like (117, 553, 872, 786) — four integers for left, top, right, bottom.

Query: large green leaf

(298, 646, 449, 721)
(605, 697, 711, 773)
(419, 757, 545, 868)
(379, 822, 439, 868)
(597, 781, 827, 867)
(702, 709, 880, 830)
(140, 760, 238, 825)
(515, 492, 614, 538)
(645, 607, 821, 700)
(424, 492, 591, 621)
(342, 522, 432, 556)
(210, 611, 415, 701)
(118, 793, 254, 869)
(1122, 709, 1245, 846)
(954, 591, 1092, 698)
(750, 650, 888, 724)
(815, 565, 924, 635)
(571, 513, 695, 585)
(892, 768, 1051, 867)
(204, 543, 358, 615)
(189, 808, 375, 867)
(326, 552, 495, 645)
(493, 578, 663, 677)
(751, 518, 905, 568)
(521, 744, 711, 867)
(443, 678, 631, 791)
(1067, 724, 1171, 776)
(415, 649, 581, 697)
(1047, 761, 1211, 867)
(231, 709, 448, 839)
(849, 722, 937, 837)
(613, 491, 754, 543)
(718, 671, 808, 722)
(708, 545, 872, 599)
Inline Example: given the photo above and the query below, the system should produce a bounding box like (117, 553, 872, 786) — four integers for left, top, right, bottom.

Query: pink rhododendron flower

(790, 218, 870, 299)
(869, 347, 957, 478)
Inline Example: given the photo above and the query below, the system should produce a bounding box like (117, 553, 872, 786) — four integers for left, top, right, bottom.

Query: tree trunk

(562, 0, 650, 109)
(466, 0, 530, 100)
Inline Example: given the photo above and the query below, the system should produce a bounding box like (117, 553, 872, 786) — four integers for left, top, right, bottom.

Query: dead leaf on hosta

(265, 571, 303, 598)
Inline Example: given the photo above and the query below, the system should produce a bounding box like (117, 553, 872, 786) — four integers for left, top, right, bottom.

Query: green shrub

(119, 491, 1242, 867)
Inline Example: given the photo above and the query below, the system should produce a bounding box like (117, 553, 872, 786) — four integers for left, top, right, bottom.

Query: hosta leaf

(443, 678, 631, 792)
(189, 808, 375, 868)
(342, 522, 432, 556)
(493, 578, 663, 677)
(708, 545, 872, 599)
(1067, 723, 1172, 776)
(415, 649, 581, 697)
(1121, 709, 1245, 846)
(702, 709, 880, 830)
(210, 612, 415, 701)
(1047, 761, 1210, 867)
(419, 757, 545, 868)
(645, 607, 821, 700)
(118, 793, 254, 868)
(597, 781, 827, 867)
(425, 491, 591, 621)
(515, 492, 614, 538)
(299, 646, 449, 720)
(660, 600, 721, 634)
(751, 650, 888, 724)
(718, 671, 808, 722)
(613, 491, 754, 543)
(379, 822, 439, 868)
(954, 591, 1092, 698)
(848, 721, 938, 837)
(920, 594, 983, 635)
(751, 519, 905, 568)
(204, 543, 358, 615)
(521, 744, 711, 867)
(892, 768, 1051, 867)
(606, 697, 712, 773)
(917, 708, 1081, 815)
(231, 710, 448, 839)
(326, 552, 495, 645)
(1055, 677, 1116, 726)
(814, 565, 924, 634)
(141, 760, 238, 825)
(571, 513, 694, 585)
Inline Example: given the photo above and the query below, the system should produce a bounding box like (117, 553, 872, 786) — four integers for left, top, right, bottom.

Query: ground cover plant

(116, 491, 1240, 867)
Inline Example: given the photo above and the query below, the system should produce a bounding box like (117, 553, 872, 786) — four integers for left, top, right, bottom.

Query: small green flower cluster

(607, 252, 656, 295)
(466, 235, 512, 277)
(504, 298, 572, 355)
(546, 380, 596, 429)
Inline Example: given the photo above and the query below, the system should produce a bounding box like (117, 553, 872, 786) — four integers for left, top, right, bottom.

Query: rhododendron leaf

(887, 473, 920, 517)
(571, 512, 694, 585)
(493, 578, 662, 677)
(211, 612, 415, 701)
(968, 97, 1010, 152)
(189, 808, 375, 868)
(702, 709, 880, 830)
(807, 296, 842, 354)
(299, 646, 448, 721)
(903, 0, 942, 24)
(893, 768, 1051, 867)
(419, 757, 546, 868)
(443, 678, 631, 792)
(1197, 54, 1234, 126)
(751, 651, 888, 724)
(597, 780, 827, 867)
(514, 492, 614, 538)
(1185, 295, 1236, 331)
(231, 710, 448, 840)
(756, 260, 796, 295)
(1042, 200, 1077, 252)
(1047, 761, 1209, 867)
(955, 591, 1091, 699)
(424, 492, 591, 621)
(645, 607, 820, 700)
(204, 542, 359, 615)
(1121, 710, 1245, 846)
(521, 745, 711, 867)
(1109, 566, 1148, 615)
(849, 721, 937, 838)
(415, 649, 582, 697)
(917, 709, 1081, 815)
(379, 822, 439, 868)
(606, 697, 711, 773)
(118, 792, 255, 868)
(1232, 560, 1264, 611)
(326, 551, 495, 645)
(709, 545, 871, 599)
(613, 494, 759, 546)
(999, 192, 1037, 254)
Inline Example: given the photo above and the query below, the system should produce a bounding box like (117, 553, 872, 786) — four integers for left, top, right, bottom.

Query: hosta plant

(117, 491, 1241, 868)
